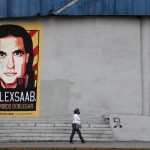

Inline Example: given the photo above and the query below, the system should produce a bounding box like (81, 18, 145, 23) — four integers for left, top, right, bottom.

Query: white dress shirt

(72, 114, 81, 124)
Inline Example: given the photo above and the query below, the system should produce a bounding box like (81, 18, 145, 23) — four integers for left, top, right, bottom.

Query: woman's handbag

(72, 123, 82, 129)
(76, 123, 81, 129)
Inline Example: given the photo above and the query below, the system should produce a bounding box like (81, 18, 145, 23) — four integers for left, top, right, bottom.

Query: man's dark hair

(0, 24, 34, 88)
(74, 108, 80, 114)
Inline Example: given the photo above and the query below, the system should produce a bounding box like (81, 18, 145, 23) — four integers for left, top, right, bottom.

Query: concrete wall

(39, 17, 142, 119)
(1, 16, 150, 142)
(0, 17, 143, 120)
(109, 114, 150, 141)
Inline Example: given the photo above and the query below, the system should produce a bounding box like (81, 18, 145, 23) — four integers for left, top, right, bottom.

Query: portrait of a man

(0, 23, 41, 116)
(0, 24, 34, 89)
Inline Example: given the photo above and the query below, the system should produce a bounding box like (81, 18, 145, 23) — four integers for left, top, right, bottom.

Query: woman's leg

(70, 128, 76, 143)
(76, 128, 85, 143)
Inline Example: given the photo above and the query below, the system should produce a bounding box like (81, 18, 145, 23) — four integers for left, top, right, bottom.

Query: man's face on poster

(0, 36, 29, 88)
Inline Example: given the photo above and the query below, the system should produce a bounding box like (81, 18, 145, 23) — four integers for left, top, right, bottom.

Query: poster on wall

(0, 23, 42, 117)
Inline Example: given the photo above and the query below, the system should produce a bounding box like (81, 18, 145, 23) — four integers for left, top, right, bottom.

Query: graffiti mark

(54, 0, 80, 15)
(113, 117, 122, 128)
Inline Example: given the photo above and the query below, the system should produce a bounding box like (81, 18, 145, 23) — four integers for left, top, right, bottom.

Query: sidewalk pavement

(0, 142, 150, 149)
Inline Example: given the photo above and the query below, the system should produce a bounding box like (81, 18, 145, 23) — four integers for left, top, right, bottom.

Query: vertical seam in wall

(140, 17, 144, 115)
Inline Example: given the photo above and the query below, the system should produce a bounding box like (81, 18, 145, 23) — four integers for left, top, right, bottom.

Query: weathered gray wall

(0, 17, 142, 120)
(40, 17, 142, 119)
(0, 17, 148, 142)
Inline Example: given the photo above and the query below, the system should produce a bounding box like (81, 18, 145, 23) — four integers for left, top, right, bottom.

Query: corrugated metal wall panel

(40, 0, 53, 15)
(62, 0, 115, 15)
(29, 0, 41, 16)
(0, 0, 150, 18)
(0, 0, 7, 18)
(60, 0, 150, 16)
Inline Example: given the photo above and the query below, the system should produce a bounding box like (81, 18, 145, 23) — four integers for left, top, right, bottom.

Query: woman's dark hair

(0, 24, 34, 88)
(74, 108, 80, 114)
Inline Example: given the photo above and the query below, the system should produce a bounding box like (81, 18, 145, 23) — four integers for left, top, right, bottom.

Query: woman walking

(69, 108, 85, 143)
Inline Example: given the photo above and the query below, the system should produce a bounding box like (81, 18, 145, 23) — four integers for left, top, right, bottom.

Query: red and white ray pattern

(28, 30, 39, 87)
